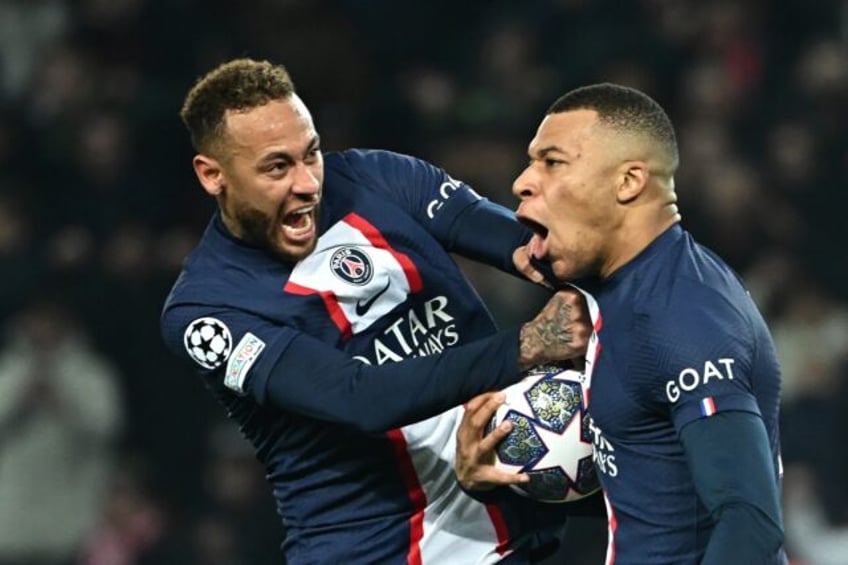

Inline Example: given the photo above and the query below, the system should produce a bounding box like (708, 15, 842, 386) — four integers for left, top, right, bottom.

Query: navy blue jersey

(161, 149, 577, 564)
(582, 225, 786, 564)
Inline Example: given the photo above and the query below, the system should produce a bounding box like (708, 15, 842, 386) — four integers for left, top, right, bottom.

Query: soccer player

(456, 83, 788, 564)
(160, 58, 601, 564)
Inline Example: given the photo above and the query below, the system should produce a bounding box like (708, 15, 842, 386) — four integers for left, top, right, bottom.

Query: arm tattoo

(536, 296, 574, 348)
(519, 295, 575, 366)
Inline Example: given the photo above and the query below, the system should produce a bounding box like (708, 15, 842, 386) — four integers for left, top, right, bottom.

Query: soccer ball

(184, 317, 232, 370)
(488, 364, 599, 503)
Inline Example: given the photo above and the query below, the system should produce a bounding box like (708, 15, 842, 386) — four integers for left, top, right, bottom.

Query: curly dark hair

(180, 58, 296, 155)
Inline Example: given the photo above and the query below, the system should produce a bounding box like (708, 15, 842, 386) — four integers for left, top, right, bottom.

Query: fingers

(513, 246, 553, 289)
(463, 390, 502, 416)
(479, 417, 512, 454)
(456, 391, 530, 489)
(468, 392, 504, 429)
(458, 392, 503, 448)
(469, 466, 530, 487)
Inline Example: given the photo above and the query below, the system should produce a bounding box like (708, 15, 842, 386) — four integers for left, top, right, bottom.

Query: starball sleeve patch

(183, 317, 233, 370)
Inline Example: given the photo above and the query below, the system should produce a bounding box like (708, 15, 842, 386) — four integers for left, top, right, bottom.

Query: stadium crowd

(0, 0, 845, 563)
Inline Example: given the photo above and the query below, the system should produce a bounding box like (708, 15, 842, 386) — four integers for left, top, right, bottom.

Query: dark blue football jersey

(582, 225, 786, 564)
(161, 149, 578, 564)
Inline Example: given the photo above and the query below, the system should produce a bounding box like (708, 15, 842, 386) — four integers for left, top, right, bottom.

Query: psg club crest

(183, 317, 232, 370)
(330, 246, 373, 285)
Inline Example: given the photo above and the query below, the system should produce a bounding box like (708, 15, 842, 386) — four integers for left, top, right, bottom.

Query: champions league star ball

(488, 364, 600, 503)
(184, 317, 232, 370)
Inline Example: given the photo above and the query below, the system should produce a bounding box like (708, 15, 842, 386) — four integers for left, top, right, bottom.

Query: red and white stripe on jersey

(604, 491, 618, 565)
(389, 406, 512, 564)
(285, 213, 423, 338)
(567, 284, 603, 407)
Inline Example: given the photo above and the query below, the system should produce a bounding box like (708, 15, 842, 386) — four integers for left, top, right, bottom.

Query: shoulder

(161, 230, 287, 340)
(608, 232, 760, 380)
(327, 148, 423, 167)
(326, 149, 441, 183)
(604, 242, 767, 414)
(633, 230, 754, 332)
(164, 249, 256, 310)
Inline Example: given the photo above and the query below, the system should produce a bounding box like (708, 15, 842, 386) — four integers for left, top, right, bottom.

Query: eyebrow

(258, 134, 322, 165)
(530, 145, 565, 159)
(531, 145, 575, 160)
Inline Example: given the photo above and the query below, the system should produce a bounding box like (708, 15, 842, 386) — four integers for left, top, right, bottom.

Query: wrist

(518, 324, 542, 370)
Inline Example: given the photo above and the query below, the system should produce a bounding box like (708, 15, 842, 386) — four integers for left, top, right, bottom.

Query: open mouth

(281, 205, 315, 239)
(519, 217, 548, 239)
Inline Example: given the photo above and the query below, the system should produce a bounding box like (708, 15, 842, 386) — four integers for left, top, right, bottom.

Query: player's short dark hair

(547, 83, 679, 167)
(180, 58, 296, 155)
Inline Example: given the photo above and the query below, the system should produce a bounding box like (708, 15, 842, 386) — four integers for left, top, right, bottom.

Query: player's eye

(544, 158, 565, 168)
(305, 148, 321, 163)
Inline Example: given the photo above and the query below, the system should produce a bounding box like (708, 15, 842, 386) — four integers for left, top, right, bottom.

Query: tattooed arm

(518, 289, 591, 370)
(455, 288, 592, 494)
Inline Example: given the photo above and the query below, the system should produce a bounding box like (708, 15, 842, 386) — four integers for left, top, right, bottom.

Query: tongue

(529, 234, 548, 260)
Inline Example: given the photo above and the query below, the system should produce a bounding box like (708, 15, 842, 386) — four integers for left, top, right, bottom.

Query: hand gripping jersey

(583, 225, 787, 564)
(161, 150, 579, 564)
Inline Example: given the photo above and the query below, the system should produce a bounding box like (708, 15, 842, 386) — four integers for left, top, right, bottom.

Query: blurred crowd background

(0, 0, 846, 564)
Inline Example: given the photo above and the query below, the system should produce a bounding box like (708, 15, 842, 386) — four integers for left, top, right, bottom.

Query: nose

(512, 166, 536, 200)
(292, 161, 321, 196)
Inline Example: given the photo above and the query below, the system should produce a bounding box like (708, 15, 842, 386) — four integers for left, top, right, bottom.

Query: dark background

(0, 1, 846, 563)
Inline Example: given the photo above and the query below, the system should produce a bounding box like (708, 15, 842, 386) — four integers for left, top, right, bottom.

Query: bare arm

(518, 289, 591, 370)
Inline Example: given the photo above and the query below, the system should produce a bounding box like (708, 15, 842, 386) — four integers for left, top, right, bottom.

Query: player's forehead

(223, 95, 317, 157)
(527, 109, 598, 158)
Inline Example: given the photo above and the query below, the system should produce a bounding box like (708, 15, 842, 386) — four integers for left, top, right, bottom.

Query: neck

(218, 206, 245, 240)
(600, 201, 681, 279)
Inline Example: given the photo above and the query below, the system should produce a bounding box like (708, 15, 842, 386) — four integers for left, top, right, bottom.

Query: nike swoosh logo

(355, 280, 391, 316)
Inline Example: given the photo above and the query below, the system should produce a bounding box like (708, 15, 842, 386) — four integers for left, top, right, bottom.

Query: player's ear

(616, 161, 648, 204)
(193, 154, 225, 196)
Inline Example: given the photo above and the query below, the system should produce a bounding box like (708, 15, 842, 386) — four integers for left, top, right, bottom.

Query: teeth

(291, 205, 314, 216)
(282, 212, 313, 235)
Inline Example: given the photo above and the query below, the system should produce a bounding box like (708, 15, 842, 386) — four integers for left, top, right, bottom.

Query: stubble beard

(230, 203, 319, 263)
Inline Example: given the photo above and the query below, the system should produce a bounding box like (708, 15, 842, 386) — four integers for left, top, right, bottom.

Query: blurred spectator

(0, 190, 40, 317)
(783, 464, 848, 565)
(0, 0, 69, 100)
(770, 281, 848, 403)
(0, 297, 123, 565)
(25, 43, 94, 126)
(79, 454, 180, 565)
(187, 423, 283, 565)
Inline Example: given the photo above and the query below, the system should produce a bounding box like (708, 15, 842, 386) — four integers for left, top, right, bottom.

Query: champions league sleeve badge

(183, 317, 233, 369)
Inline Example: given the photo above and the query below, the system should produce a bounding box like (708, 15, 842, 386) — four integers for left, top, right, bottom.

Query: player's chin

(273, 232, 318, 262)
(550, 259, 576, 282)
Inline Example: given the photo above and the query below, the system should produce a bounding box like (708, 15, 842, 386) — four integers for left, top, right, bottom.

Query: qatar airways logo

(665, 358, 737, 403)
(588, 417, 618, 478)
(353, 296, 459, 365)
